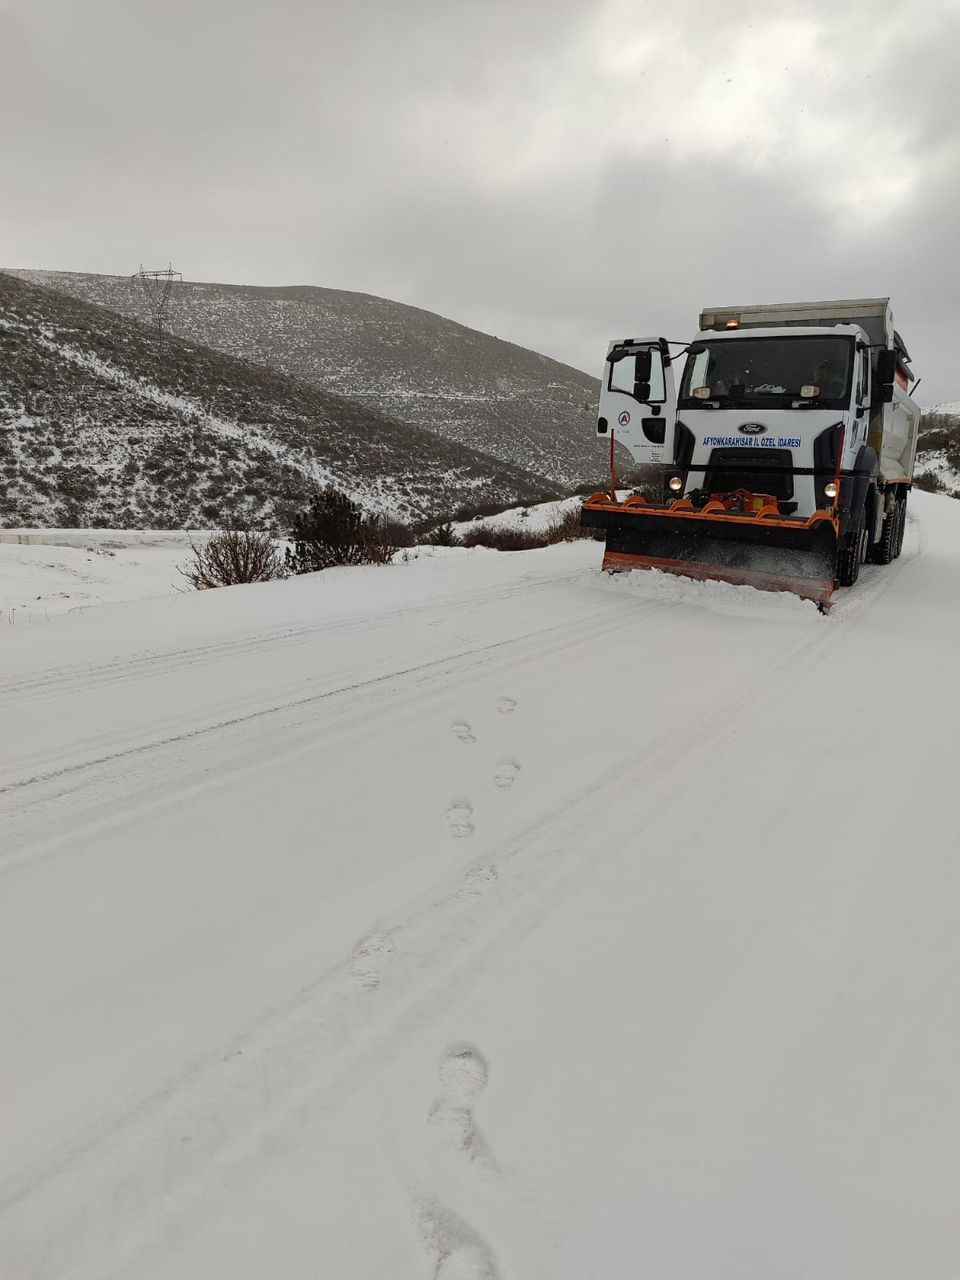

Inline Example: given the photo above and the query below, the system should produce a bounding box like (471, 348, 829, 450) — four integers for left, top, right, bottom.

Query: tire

(893, 495, 907, 558)
(836, 506, 867, 587)
(868, 496, 897, 565)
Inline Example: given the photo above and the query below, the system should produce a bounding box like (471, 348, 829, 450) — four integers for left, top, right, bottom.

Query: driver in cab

(813, 358, 846, 398)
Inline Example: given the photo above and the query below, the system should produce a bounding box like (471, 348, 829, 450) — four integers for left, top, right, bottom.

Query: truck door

(598, 338, 677, 467)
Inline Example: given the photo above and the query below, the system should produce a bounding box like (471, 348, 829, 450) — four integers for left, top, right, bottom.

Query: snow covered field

(0, 531, 202, 623)
(2, 492, 960, 1278)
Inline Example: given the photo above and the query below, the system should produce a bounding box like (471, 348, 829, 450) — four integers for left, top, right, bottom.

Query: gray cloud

(2, 0, 959, 402)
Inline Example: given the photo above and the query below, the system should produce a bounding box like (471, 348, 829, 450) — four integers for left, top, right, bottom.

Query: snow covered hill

(917, 402, 960, 495)
(7, 268, 604, 487)
(0, 272, 565, 528)
(2, 491, 959, 1278)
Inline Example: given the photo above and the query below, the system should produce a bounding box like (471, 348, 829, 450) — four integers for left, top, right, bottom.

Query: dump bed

(699, 297, 894, 348)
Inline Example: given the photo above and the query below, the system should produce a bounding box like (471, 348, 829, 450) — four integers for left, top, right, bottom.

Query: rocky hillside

(8, 269, 603, 487)
(0, 273, 564, 530)
(916, 403, 960, 497)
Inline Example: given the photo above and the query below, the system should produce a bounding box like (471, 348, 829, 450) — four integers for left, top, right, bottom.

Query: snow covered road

(2, 495, 959, 1278)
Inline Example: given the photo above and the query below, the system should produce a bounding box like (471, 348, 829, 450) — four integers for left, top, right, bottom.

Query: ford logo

(738, 422, 767, 435)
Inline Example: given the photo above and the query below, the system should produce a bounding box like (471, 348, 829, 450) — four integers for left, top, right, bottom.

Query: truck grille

(701, 448, 794, 500)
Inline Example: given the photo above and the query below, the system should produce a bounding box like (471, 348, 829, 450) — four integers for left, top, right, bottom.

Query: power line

(131, 264, 182, 357)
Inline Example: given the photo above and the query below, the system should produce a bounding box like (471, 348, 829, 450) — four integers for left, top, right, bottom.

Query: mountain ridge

(6, 269, 603, 487)
(0, 272, 565, 529)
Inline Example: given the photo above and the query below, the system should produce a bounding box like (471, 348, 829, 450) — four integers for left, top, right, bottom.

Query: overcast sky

(2, 0, 959, 403)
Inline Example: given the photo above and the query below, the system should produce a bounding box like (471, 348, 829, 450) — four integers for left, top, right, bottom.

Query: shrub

(284, 488, 414, 573)
(181, 528, 287, 589)
(363, 514, 416, 563)
(620, 464, 670, 502)
(455, 501, 604, 551)
(543, 505, 599, 543)
(912, 470, 946, 494)
(448, 498, 523, 523)
(458, 524, 551, 551)
(286, 488, 367, 572)
(451, 497, 613, 552)
(423, 521, 459, 547)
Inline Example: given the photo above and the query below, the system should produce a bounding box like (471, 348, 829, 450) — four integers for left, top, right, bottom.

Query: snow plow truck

(580, 298, 920, 609)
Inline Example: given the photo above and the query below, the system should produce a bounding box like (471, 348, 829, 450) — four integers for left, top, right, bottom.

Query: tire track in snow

(0, 584, 851, 1280)
(0, 572, 583, 706)
(827, 502, 926, 623)
(0, 596, 673, 873)
(0, 518, 925, 1276)
(0, 601, 620, 798)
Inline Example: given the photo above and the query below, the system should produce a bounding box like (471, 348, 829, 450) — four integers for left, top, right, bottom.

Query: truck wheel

(836, 508, 867, 587)
(893, 495, 907, 558)
(868, 498, 897, 565)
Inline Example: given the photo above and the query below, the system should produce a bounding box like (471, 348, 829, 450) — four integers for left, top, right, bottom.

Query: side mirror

(634, 349, 653, 381)
(873, 348, 897, 405)
(875, 349, 897, 382)
(685, 342, 707, 356)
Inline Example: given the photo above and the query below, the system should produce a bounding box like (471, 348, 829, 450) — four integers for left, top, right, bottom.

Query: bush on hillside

(453, 499, 610, 552)
(362, 514, 417, 564)
(458, 524, 552, 551)
(285, 488, 366, 572)
(543, 505, 602, 543)
(181, 528, 288, 589)
(912, 470, 946, 494)
(284, 487, 414, 573)
(423, 521, 459, 547)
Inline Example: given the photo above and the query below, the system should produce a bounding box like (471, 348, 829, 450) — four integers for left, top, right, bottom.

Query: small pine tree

(285, 487, 368, 573)
(424, 521, 459, 547)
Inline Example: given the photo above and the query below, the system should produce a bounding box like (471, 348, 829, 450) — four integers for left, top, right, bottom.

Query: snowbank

(0, 538, 194, 622)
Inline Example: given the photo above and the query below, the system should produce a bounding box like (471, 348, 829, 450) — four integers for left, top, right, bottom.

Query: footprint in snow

(493, 758, 520, 790)
(429, 1043, 495, 1167)
(348, 932, 394, 991)
(415, 1199, 500, 1280)
(496, 697, 517, 715)
(451, 720, 477, 744)
(446, 798, 475, 839)
(438, 1043, 489, 1104)
(463, 864, 498, 896)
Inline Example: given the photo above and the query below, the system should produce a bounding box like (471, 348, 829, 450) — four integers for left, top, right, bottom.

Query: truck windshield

(679, 336, 854, 408)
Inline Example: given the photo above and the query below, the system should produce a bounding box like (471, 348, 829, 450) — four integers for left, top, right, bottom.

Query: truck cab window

(678, 335, 854, 408)
(608, 348, 666, 403)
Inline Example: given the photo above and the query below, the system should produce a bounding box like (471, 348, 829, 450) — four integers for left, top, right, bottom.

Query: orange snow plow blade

(581, 492, 839, 607)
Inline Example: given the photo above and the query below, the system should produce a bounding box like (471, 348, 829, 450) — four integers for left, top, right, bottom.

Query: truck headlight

(669, 476, 683, 492)
(824, 481, 838, 499)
